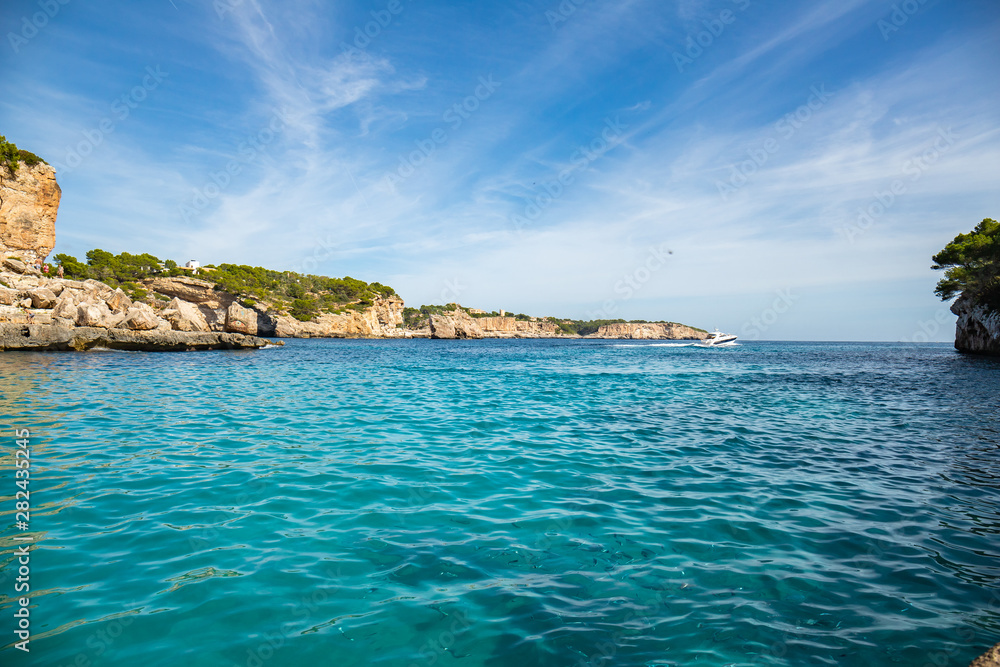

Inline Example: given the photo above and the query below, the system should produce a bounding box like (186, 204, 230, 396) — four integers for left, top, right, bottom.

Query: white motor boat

(702, 328, 738, 346)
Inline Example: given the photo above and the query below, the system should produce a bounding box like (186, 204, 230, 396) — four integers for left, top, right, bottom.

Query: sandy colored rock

(430, 309, 484, 339)
(144, 276, 224, 305)
(104, 287, 132, 313)
(119, 303, 162, 331)
(225, 302, 258, 335)
(0, 162, 59, 265)
(51, 292, 78, 320)
(595, 322, 705, 340)
(0, 287, 17, 305)
(3, 258, 27, 273)
(75, 300, 117, 328)
(161, 297, 211, 332)
(28, 287, 57, 309)
(970, 642, 1000, 667)
(272, 296, 404, 338)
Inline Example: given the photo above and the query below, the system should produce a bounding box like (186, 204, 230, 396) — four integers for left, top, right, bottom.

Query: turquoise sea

(2, 340, 999, 666)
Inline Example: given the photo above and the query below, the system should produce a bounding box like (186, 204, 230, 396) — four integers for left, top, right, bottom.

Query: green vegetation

(52, 249, 396, 318)
(0, 135, 45, 177)
(933, 218, 1000, 312)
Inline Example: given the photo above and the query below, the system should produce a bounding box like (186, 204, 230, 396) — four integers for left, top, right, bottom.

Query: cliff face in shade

(951, 294, 1000, 356)
(594, 322, 705, 340)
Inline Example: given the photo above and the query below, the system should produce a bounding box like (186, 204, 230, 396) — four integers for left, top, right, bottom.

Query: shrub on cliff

(0, 135, 46, 177)
(933, 218, 1000, 312)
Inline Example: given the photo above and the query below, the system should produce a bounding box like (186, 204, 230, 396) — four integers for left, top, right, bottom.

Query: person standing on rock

(57, 264, 64, 278)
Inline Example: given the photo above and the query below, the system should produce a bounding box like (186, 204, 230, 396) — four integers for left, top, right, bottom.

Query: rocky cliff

(428, 309, 561, 339)
(594, 322, 705, 340)
(142, 276, 406, 339)
(951, 294, 1000, 356)
(273, 296, 404, 338)
(0, 162, 59, 265)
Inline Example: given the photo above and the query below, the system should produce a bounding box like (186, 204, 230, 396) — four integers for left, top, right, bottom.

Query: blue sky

(2, 0, 998, 340)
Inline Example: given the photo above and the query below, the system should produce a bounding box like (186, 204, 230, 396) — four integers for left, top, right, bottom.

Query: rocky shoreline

(951, 294, 1000, 356)
(0, 323, 274, 351)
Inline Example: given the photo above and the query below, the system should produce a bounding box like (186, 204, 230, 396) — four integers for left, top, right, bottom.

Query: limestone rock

(104, 288, 132, 313)
(3, 258, 27, 274)
(0, 323, 279, 352)
(75, 300, 117, 328)
(51, 291, 79, 320)
(144, 276, 223, 304)
(595, 322, 705, 340)
(161, 297, 210, 332)
(272, 296, 404, 339)
(0, 162, 60, 265)
(0, 287, 17, 305)
(225, 302, 258, 335)
(952, 295, 1000, 356)
(28, 287, 57, 309)
(119, 303, 162, 331)
(429, 309, 484, 339)
(971, 643, 1000, 667)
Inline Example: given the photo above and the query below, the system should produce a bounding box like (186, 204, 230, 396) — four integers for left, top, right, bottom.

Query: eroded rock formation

(951, 295, 1000, 356)
(594, 322, 705, 340)
(0, 162, 59, 265)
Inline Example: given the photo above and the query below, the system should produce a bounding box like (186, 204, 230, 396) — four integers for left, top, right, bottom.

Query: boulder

(225, 302, 258, 335)
(161, 297, 211, 332)
(51, 292, 79, 320)
(3, 258, 27, 274)
(971, 643, 1000, 667)
(0, 288, 18, 305)
(118, 303, 162, 331)
(104, 288, 132, 313)
(44, 281, 64, 296)
(29, 288, 57, 309)
(75, 300, 117, 328)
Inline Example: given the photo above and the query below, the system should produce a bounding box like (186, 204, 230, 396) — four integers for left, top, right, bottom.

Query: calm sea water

(1, 340, 999, 667)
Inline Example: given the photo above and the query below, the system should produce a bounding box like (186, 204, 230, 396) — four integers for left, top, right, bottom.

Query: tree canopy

(932, 218, 1000, 311)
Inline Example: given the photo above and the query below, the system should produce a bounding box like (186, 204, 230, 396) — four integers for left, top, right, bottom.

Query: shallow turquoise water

(1, 340, 999, 666)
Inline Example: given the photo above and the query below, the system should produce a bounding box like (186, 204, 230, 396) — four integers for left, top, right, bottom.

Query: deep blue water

(1, 340, 999, 667)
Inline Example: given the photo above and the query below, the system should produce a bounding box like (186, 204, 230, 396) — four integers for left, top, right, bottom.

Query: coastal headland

(0, 145, 706, 350)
